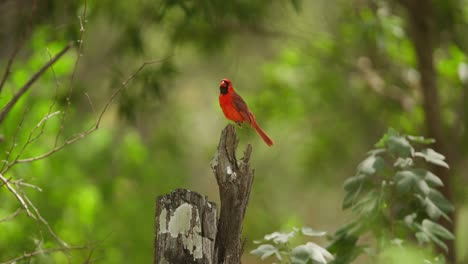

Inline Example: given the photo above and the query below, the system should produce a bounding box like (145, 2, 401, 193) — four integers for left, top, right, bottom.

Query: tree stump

(154, 189, 217, 264)
(210, 124, 254, 264)
(154, 124, 254, 264)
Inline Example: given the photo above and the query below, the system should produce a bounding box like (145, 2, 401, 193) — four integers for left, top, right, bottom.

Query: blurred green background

(1, 0, 468, 263)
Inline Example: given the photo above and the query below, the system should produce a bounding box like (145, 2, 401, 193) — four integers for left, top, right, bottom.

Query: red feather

(219, 79, 274, 146)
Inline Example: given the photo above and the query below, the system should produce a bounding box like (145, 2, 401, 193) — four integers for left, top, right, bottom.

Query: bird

(218, 78, 274, 146)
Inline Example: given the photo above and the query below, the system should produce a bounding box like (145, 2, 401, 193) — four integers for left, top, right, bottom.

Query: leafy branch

(328, 128, 454, 263)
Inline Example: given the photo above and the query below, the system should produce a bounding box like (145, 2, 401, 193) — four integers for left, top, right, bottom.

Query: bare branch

(0, 42, 74, 125)
(1, 107, 28, 173)
(0, 173, 34, 218)
(14, 179, 43, 192)
(0, 42, 22, 94)
(0, 208, 22, 223)
(14, 58, 166, 164)
(1, 111, 61, 174)
(0, 0, 38, 94)
(54, 0, 88, 147)
(21, 190, 68, 248)
(121, 58, 171, 86)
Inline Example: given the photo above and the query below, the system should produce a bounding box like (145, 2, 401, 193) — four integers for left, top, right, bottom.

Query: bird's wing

(231, 93, 253, 123)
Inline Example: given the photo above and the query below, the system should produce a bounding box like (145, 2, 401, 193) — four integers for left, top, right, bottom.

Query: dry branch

(0, 208, 22, 223)
(211, 124, 254, 264)
(0, 42, 74, 125)
(0, 173, 34, 218)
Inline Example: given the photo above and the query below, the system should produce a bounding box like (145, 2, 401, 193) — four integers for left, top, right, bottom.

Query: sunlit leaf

(422, 219, 454, 240)
(301, 227, 327, 237)
(291, 242, 334, 264)
(427, 190, 455, 214)
(415, 231, 431, 244)
(387, 135, 413, 158)
(251, 244, 281, 260)
(358, 155, 384, 175)
(264, 231, 296, 244)
(393, 157, 413, 168)
(414, 149, 449, 168)
(395, 170, 420, 193)
(407, 135, 435, 145)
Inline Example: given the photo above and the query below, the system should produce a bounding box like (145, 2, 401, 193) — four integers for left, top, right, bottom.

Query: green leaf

(393, 157, 413, 168)
(250, 244, 281, 260)
(416, 190, 453, 222)
(395, 169, 442, 194)
(404, 213, 417, 226)
(395, 170, 421, 193)
(301, 227, 327, 237)
(422, 219, 455, 240)
(358, 155, 384, 175)
(291, 242, 334, 264)
(416, 219, 453, 252)
(414, 149, 449, 168)
(424, 196, 448, 221)
(327, 231, 362, 264)
(352, 190, 380, 216)
(428, 190, 455, 214)
(415, 231, 431, 244)
(375, 128, 399, 148)
(424, 171, 444, 187)
(343, 174, 368, 209)
(343, 174, 366, 192)
(407, 135, 436, 145)
(264, 230, 296, 244)
(387, 135, 414, 158)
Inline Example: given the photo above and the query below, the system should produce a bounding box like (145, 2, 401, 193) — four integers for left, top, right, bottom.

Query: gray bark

(154, 189, 217, 264)
(211, 124, 254, 264)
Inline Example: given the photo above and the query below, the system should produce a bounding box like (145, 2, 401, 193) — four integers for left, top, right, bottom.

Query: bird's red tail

(251, 120, 274, 146)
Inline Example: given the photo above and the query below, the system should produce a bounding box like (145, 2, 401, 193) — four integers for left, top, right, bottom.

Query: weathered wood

(154, 189, 217, 264)
(210, 124, 254, 264)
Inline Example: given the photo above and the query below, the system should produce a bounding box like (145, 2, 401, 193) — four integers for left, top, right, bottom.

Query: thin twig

(54, 0, 88, 147)
(15, 59, 167, 164)
(0, 42, 22, 94)
(121, 59, 170, 86)
(14, 179, 43, 192)
(2, 111, 61, 174)
(0, 245, 88, 264)
(1, 107, 28, 172)
(0, 208, 22, 223)
(0, 42, 74, 125)
(0, 0, 38, 94)
(0, 173, 34, 218)
(21, 190, 68, 248)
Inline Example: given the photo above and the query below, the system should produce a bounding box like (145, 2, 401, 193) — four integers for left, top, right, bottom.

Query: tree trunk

(396, 0, 455, 262)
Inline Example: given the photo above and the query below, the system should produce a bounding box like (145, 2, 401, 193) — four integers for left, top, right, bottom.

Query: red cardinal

(219, 78, 274, 146)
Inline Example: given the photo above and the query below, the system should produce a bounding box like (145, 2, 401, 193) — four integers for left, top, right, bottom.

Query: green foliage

(251, 227, 334, 264)
(3, 0, 468, 263)
(328, 128, 454, 263)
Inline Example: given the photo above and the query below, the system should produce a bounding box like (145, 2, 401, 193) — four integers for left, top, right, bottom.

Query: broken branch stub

(154, 189, 217, 264)
(211, 124, 254, 264)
